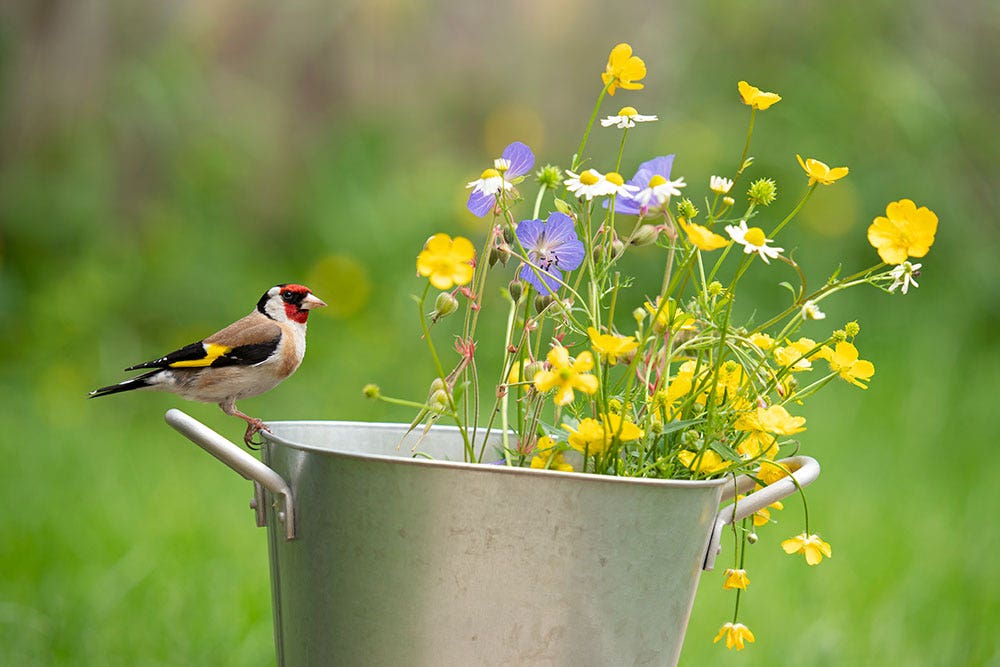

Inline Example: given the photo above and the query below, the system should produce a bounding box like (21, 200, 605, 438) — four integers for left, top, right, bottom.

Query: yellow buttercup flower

(416, 233, 476, 290)
(757, 459, 791, 485)
(748, 332, 775, 351)
(866, 198, 939, 264)
(714, 622, 756, 650)
(752, 499, 783, 527)
(820, 341, 875, 389)
(679, 449, 730, 474)
(678, 217, 730, 251)
(529, 436, 574, 472)
(645, 297, 697, 333)
(722, 568, 750, 590)
(737, 80, 781, 110)
(563, 414, 643, 456)
(602, 43, 646, 96)
(773, 337, 820, 372)
(796, 154, 849, 186)
(533, 345, 599, 406)
(587, 327, 638, 365)
(781, 532, 832, 565)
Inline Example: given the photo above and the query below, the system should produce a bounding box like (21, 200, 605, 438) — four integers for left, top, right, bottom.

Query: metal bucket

(166, 409, 819, 666)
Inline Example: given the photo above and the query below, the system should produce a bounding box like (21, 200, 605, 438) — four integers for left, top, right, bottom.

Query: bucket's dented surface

(164, 410, 819, 667)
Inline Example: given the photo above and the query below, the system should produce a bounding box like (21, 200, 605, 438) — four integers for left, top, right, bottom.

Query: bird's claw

(243, 419, 271, 450)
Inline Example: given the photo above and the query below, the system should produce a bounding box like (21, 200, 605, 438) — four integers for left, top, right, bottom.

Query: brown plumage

(91, 284, 326, 444)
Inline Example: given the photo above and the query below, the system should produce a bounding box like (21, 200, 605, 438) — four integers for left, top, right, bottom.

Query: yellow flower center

(606, 172, 625, 186)
(580, 170, 600, 186)
(744, 227, 767, 246)
(480, 168, 501, 179)
(618, 106, 637, 117)
(647, 174, 667, 187)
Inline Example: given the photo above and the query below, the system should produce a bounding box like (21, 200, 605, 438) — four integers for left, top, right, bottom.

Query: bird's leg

(219, 399, 271, 448)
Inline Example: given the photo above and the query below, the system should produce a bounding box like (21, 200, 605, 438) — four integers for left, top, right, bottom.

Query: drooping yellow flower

(563, 414, 643, 456)
(781, 532, 832, 565)
(678, 217, 730, 251)
(714, 622, 756, 650)
(722, 568, 750, 590)
(602, 43, 646, 96)
(533, 346, 599, 406)
(678, 449, 730, 474)
(820, 341, 875, 389)
(737, 80, 781, 110)
(866, 198, 939, 264)
(796, 154, 849, 186)
(714, 360, 745, 403)
(588, 327, 638, 365)
(416, 233, 476, 290)
(753, 499, 783, 527)
(529, 436, 574, 472)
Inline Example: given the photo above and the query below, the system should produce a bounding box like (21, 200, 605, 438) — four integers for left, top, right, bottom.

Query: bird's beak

(301, 293, 328, 310)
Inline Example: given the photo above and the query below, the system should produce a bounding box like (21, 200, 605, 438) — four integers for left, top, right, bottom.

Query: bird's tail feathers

(89, 371, 159, 398)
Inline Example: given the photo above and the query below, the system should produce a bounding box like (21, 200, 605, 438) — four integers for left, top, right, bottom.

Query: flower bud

(429, 389, 451, 410)
(430, 377, 447, 393)
(362, 384, 380, 399)
(844, 320, 860, 337)
(633, 307, 646, 325)
(434, 291, 459, 317)
(629, 225, 659, 246)
(747, 177, 778, 206)
(489, 245, 511, 267)
(722, 196, 735, 207)
(674, 198, 697, 220)
(534, 293, 554, 314)
(832, 329, 847, 342)
(747, 532, 759, 544)
(502, 226, 515, 246)
(611, 239, 625, 258)
(508, 279, 524, 303)
(708, 281, 724, 297)
(522, 361, 544, 382)
(536, 164, 563, 190)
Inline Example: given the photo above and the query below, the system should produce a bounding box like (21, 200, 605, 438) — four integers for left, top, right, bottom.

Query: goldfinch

(90, 284, 326, 444)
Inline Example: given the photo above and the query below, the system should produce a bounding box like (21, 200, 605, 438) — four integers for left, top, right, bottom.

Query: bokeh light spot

(307, 254, 372, 319)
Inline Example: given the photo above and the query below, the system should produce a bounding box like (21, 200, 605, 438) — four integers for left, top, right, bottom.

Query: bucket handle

(164, 409, 296, 540)
(702, 456, 820, 571)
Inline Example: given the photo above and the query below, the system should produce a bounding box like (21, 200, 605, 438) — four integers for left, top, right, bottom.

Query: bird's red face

(279, 284, 327, 323)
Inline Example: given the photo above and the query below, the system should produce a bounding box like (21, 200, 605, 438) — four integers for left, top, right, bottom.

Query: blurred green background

(2, 1, 998, 665)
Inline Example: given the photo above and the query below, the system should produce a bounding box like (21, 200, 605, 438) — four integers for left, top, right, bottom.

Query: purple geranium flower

(609, 154, 676, 215)
(515, 212, 585, 295)
(466, 141, 535, 217)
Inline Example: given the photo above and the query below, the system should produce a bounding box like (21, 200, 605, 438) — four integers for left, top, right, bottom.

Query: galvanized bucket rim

(261, 419, 732, 490)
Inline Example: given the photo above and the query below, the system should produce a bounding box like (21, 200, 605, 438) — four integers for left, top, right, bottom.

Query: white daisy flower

(600, 106, 658, 129)
(710, 175, 734, 194)
(564, 169, 639, 200)
(888, 261, 921, 295)
(466, 167, 510, 197)
(724, 220, 784, 263)
(801, 300, 826, 320)
(633, 174, 687, 209)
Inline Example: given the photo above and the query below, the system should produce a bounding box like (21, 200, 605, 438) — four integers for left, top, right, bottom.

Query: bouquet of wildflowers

(366, 43, 938, 650)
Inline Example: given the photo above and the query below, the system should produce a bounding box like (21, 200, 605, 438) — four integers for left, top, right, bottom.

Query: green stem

(573, 84, 611, 171)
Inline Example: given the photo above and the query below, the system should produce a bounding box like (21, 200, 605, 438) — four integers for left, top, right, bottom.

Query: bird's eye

(282, 290, 295, 301)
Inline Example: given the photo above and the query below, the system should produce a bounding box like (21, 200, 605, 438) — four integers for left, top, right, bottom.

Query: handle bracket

(703, 456, 819, 570)
(165, 409, 296, 540)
